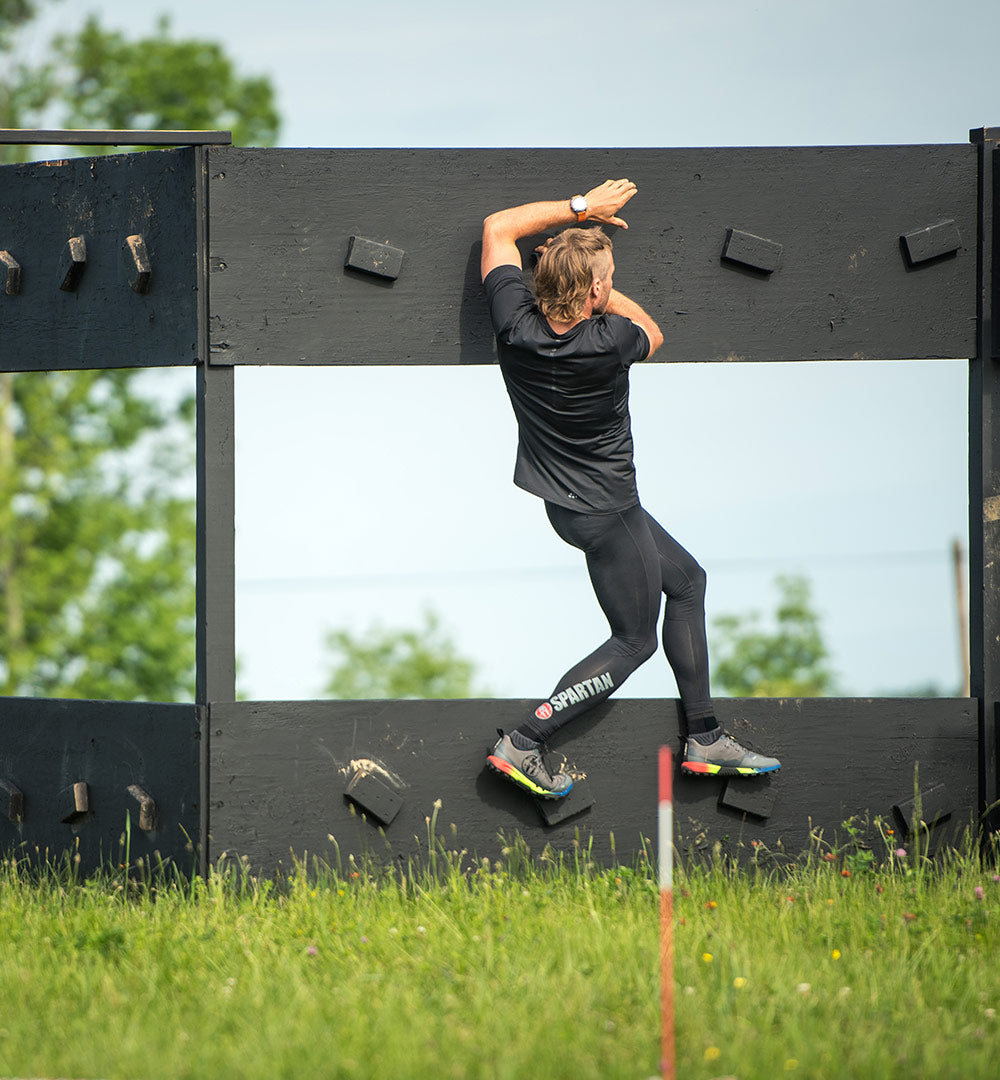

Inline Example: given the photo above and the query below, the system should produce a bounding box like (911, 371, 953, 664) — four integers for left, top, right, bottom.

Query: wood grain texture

(0, 149, 199, 371)
(209, 697, 977, 874)
(207, 145, 977, 366)
(0, 697, 201, 873)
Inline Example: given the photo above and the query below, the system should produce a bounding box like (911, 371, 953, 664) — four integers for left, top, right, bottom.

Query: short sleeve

(484, 264, 534, 338)
(607, 313, 651, 366)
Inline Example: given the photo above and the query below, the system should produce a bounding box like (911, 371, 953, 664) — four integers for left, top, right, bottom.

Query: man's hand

(582, 178, 638, 228)
(481, 178, 639, 281)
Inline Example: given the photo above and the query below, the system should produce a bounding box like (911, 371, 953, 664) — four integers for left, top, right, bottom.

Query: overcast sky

(23, 0, 999, 701)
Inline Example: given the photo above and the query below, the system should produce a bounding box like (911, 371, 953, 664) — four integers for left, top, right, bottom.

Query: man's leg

(487, 503, 660, 797)
(518, 502, 662, 743)
(641, 512, 781, 777)
(640, 511, 716, 734)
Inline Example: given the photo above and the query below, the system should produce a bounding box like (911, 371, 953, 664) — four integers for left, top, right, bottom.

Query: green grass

(0, 819, 998, 1080)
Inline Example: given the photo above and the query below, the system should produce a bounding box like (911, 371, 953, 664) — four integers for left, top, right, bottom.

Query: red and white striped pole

(658, 745, 675, 1080)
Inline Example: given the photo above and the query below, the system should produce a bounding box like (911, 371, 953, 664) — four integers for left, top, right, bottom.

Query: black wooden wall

(207, 146, 976, 367)
(0, 134, 997, 876)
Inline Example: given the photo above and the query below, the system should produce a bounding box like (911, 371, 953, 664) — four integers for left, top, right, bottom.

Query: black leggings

(520, 501, 715, 743)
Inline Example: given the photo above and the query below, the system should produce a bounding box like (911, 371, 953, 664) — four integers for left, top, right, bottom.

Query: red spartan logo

(534, 702, 553, 721)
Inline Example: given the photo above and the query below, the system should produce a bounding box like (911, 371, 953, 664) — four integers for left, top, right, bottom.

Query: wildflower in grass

(702, 952, 713, 964)
(895, 848, 907, 858)
(733, 977, 748, 989)
(975, 886, 985, 900)
(993, 874, 999, 883)
(841, 869, 851, 877)
(706, 900, 718, 910)
(875, 884, 884, 894)
(306, 945, 318, 956)
(823, 852, 836, 862)
(903, 912, 917, 922)
(704, 1047, 721, 1062)
(832, 949, 841, 959)
(417, 925, 427, 935)
(796, 983, 811, 994)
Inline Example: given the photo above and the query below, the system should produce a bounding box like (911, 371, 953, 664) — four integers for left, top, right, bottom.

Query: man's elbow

(646, 324, 665, 357)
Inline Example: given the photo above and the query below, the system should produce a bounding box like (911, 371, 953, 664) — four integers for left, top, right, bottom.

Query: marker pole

(658, 746, 675, 1080)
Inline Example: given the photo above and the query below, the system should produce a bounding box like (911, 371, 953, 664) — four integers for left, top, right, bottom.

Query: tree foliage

(51, 15, 280, 148)
(1, 7, 279, 161)
(322, 610, 490, 700)
(0, 371, 195, 699)
(0, 10, 281, 698)
(710, 574, 839, 698)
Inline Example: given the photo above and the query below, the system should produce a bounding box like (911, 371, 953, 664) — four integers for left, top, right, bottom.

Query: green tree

(51, 15, 280, 149)
(710, 574, 839, 697)
(0, 12, 280, 699)
(322, 610, 490, 700)
(0, 0, 59, 162)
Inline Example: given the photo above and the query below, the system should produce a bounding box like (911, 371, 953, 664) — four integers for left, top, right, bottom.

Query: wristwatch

(570, 195, 588, 222)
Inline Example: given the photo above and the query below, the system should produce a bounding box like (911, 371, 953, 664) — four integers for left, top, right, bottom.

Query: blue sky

(25, 0, 999, 700)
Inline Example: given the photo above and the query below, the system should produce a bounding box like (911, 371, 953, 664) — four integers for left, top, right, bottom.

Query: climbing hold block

(0, 780, 24, 823)
(718, 775, 776, 820)
(344, 236, 404, 280)
(891, 782, 952, 836)
(901, 219, 961, 265)
(534, 777, 594, 826)
(344, 768, 403, 827)
(721, 228, 783, 273)
(127, 784, 158, 832)
(60, 236, 87, 292)
(123, 234, 152, 293)
(0, 250, 21, 294)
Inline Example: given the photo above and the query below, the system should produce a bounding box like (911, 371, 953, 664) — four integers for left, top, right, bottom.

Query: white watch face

(570, 196, 587, 213)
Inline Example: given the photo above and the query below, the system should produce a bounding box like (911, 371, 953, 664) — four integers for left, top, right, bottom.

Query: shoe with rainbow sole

(681, 732, 781, 777)
(487, 730, 573, 799)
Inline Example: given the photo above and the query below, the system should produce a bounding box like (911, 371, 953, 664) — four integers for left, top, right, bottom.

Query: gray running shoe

(486, 730, 573, 799)
(681, 732, 781, 777)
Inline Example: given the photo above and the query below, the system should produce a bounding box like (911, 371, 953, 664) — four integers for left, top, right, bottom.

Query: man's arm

(604, 288, 664, 358)
(480, 178, 637, 282)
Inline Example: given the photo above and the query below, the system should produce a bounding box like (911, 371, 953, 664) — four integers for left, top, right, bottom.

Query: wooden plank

(969, 130, 1000, 820)
(0, 697, 201, 873)
(0, 129, 231, 146)
(0, 149, 199, 371)
(209, 697, 978, 874)
(207, 145, 977, 366)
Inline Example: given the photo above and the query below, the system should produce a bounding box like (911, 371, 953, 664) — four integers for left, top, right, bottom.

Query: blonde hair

(534, 228, 613, 323)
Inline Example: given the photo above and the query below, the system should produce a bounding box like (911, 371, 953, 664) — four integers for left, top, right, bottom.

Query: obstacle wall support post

(195, 145, 236, 874)
(970, 127, 1000, 826)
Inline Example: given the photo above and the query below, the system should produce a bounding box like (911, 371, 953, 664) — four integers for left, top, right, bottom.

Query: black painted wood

(969, 130, 1000, 822)
(0, 149, 199, 371)
(0, 697, 202, 873)
(208, 697, 977, 875)
(207, 145, 976, 367)
(0, 130, 231, 146)
(195, 364, 236, 705)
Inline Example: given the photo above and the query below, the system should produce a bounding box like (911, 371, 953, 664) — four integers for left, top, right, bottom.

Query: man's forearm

(483, 201, 577, 243)
(604, 289, 648, 321)
(605, 289, 664, 356)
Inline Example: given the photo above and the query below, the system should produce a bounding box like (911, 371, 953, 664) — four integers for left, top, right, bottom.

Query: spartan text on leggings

(550, 672, 614, 712)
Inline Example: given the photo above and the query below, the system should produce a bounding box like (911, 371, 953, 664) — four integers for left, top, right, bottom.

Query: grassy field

(0, 817, 997, 1080)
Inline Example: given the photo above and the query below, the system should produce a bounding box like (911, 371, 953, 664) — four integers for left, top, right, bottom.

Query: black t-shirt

(485, 263, 650, 514)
